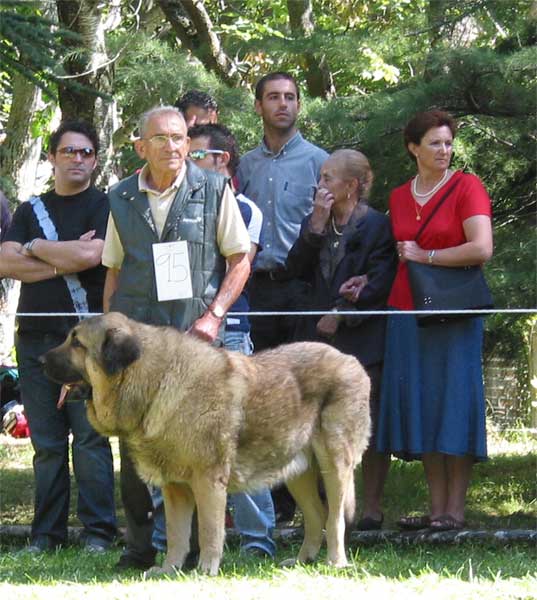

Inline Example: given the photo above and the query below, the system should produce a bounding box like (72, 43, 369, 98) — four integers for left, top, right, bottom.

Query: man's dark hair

(188, 123, 240, 176)
(49, 120, 100, 155)
(254, 72, 300, 101)
(175, 90, 218, 114)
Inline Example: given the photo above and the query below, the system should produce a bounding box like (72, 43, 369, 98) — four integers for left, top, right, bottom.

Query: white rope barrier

(3, 308, 536, 318)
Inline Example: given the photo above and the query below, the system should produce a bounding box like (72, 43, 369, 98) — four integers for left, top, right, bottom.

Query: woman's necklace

(331, 215, 344, 247)
(414, 201, 424, 221)
(412, 170, 449, 199)
(412, 170, 449, 221)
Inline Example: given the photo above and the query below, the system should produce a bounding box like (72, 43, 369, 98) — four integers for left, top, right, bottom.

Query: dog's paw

(279, 557, 297, 568)
(143, 565, 180, 579)
(198, 556, 221, 576)
(326, 557, 349, 569)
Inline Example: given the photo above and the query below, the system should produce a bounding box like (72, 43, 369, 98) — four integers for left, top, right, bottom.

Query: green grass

(1, 433, 536, 599)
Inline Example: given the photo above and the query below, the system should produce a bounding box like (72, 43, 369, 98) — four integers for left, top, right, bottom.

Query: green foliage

(0, 0, 86, 97)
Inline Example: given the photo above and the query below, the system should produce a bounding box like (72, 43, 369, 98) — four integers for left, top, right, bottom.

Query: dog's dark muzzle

(41, 347, 84, 385)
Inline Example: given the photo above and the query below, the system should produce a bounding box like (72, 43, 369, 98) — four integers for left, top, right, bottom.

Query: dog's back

(227, 342, 370, 505)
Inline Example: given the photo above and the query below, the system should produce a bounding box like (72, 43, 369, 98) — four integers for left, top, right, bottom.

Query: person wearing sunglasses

(0, 120, 117, 554)
(187, 122, 276, 560)
(101, 106, 251, 572)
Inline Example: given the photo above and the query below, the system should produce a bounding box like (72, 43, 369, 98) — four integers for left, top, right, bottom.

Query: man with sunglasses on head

(0, 120, 117, 554)
(102, 106, 250, 571)
(187, 123, 276, 560)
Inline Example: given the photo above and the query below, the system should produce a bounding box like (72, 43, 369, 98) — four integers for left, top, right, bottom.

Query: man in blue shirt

(236, 72, 328, 522)
(188, 122, 276, 559)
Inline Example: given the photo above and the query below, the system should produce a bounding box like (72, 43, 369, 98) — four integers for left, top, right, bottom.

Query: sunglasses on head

(57, 146, 95, 158)
(188, 149, 225, 160)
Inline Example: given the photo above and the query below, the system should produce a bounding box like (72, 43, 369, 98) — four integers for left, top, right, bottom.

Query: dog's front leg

(191, 468, 228, 576)
(160, 482, 195, 573)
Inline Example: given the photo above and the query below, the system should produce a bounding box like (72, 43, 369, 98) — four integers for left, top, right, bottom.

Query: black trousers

(249, 275, 309, 352)
(249, 275, 311, 521)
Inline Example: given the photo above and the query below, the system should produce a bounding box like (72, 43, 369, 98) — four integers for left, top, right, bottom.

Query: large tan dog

(43, 312, 371, 575)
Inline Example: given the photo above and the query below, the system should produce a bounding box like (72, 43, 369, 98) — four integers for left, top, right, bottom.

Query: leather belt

(253, 268, 292, 282)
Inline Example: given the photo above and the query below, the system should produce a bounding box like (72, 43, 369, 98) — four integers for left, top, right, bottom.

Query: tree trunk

(287, 0, 335, 98)
(158, 0, 241, 87)
(0, 73, 43, 202)
(55, 0, 119, 188)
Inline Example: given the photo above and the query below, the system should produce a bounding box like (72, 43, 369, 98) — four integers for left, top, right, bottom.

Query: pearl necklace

(331, 215, 344, 236)
(412, 170, 449, 198)
(331, 216, 344, 248)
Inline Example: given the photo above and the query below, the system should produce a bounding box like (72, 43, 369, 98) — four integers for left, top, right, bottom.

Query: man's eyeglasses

(188, 149, 224, 160)
(145, 134, 187, 148)
(57, 146, 95, 158)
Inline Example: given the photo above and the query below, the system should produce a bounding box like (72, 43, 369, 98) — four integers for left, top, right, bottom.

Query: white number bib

(152, 240, 193, 301)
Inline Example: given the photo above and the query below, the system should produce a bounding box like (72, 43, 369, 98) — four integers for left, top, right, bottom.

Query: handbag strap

(414, 175, 461, 243)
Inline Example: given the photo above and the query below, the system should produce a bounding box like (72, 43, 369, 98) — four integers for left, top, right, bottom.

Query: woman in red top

(376, 110, 493, 531)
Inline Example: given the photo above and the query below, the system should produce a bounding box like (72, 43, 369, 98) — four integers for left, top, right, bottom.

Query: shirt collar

(138, 162, 186, 195)
(261, 131, 303, 158)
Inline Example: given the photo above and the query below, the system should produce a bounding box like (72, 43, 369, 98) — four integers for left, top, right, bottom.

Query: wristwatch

(23, 238, 39, 255)
(208, 304, 225, 320)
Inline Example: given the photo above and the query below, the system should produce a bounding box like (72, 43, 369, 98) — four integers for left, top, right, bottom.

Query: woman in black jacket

(286, 149, 397, 530)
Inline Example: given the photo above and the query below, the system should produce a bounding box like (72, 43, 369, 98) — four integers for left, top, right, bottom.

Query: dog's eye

(71, 337, 84, 349)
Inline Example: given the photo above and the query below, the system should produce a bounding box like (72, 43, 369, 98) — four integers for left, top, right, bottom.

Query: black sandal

(429, 514, 465, 531)
(397, 515, 431, 530)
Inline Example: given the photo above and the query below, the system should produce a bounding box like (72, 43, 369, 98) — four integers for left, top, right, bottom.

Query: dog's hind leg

(316, 452, 355, 568)
(191, 468, 228, 576)
(159, 482, 195, 573)
(285, 465, 327, 565)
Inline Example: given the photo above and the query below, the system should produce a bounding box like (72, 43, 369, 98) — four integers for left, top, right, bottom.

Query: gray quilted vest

(108, 161, 227, 331)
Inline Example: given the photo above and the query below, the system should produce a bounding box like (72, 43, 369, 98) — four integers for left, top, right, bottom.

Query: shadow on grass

(0, 543, 535, 585)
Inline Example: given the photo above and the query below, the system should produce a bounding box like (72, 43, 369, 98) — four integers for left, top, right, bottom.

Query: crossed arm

(0, 231, 104, 283)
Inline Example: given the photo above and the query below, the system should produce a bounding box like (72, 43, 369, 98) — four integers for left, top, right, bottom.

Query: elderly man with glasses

(0, 119, 117, 554)
(102, 105, 251, 571)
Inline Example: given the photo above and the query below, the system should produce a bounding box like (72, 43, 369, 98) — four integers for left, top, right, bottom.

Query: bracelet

(428, 250, 436, 264)
(24, 238, 39, 255)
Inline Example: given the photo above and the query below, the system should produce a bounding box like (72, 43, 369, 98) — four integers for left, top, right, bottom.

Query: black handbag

(406, 177, 493, 326)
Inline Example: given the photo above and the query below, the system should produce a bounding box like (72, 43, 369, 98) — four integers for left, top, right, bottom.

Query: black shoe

(242, 546, 272, 560)
(22, 535, 61, 554)
(115, 551, 156, 571)
(82, 535, 112, 554)
(355, 514, 384, 531)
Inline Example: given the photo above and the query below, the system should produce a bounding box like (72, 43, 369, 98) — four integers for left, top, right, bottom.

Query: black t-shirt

(5, 187, 109, 336)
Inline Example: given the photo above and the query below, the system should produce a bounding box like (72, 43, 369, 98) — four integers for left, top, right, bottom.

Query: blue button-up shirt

(237, 132, 328, 271)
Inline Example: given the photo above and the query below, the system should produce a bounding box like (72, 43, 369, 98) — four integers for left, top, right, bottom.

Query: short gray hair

(138, 105, 185, 138)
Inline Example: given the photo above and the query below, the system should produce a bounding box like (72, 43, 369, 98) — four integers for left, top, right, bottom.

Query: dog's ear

(101, 327, 141, 375)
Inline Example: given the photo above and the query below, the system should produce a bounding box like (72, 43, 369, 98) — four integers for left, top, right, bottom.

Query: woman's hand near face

(309, 187, 334, 234)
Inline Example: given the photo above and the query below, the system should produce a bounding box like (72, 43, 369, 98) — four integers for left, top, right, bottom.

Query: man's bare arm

(189, 252, 251, 343)
(27, 235, 104, 274)
(103, 268, 120, 313)
(0, 242, 56, 283)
